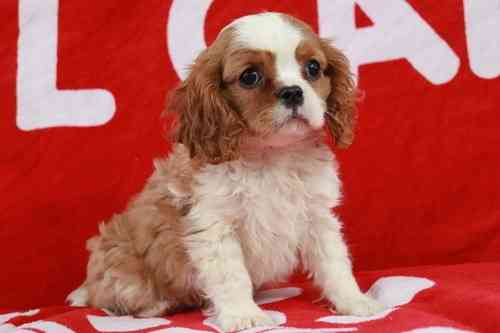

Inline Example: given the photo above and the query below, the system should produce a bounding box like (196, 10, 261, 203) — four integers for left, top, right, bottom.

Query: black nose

(277, 85, 304, 108)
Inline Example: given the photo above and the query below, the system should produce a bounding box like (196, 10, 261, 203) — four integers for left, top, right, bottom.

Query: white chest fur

(191, 142, 342, 287)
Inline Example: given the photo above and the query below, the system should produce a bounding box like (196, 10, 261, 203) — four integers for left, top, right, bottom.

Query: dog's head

(168, 12, 357, 163)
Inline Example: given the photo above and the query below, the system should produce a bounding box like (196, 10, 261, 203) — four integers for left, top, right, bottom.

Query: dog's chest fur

(191, 142, 341, 287)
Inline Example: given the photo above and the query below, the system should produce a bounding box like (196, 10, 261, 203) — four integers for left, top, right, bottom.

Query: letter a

(318, 0, 460, 85)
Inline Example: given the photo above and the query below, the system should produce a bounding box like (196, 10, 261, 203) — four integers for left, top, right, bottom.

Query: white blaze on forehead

(229, 13, 303, 56)
(230, 13, 304, 82)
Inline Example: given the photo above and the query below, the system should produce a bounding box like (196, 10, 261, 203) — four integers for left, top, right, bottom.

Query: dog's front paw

(334, 293, 386, 316)
(216, 306, 275, 332)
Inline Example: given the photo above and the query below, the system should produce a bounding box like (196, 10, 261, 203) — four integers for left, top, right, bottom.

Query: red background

(1, 0, 499, 309)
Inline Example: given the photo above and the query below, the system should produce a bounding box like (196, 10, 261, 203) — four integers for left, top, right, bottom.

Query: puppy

(67, 12, 384, 332)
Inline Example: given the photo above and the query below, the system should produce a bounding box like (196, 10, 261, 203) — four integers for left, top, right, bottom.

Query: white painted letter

(167, 0, 214, 80)
(17, 0, 115, 131)
(318, 0, 460, 85)
(464, 0, 500, 79)
(20, 321, 76, 333)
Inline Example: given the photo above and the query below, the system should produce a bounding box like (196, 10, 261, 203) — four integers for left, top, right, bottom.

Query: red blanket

(2, 264, 499, 332)
(1, 0, 499, 332)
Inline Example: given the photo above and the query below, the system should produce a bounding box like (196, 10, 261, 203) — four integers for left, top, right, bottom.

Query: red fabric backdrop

(1, 0, 499, 309)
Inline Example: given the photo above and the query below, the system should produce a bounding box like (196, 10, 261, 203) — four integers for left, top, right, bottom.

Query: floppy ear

(320, 39, 357, 148)
(166, 47, 246, 163)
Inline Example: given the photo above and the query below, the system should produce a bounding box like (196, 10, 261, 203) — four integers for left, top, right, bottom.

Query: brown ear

(320, 39, 357, 148)
(166, 46, 245, 163)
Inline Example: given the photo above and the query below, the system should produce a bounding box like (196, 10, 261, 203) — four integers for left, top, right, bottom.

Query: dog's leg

(185, 219, 274, 332)
(302, 209, 385, 316)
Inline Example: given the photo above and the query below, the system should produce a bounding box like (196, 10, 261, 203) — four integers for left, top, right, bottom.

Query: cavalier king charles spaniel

(68, 12, 384, 332)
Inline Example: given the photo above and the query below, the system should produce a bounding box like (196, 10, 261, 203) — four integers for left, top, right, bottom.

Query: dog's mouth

(284, 117, 309, 129)
(291, 106, 306, 120)
(278, 111, 311, 132)
(242, 113, 315, 151)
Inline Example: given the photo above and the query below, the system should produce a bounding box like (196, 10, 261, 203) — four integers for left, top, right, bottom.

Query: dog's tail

(66, 283, 89, 307)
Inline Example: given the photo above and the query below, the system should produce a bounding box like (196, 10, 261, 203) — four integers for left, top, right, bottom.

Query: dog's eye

(239, 68, 262, 88)
(305, 59, 321, 81)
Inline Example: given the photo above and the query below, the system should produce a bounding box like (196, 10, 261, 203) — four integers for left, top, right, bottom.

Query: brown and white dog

(67, 12, 384, 332)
